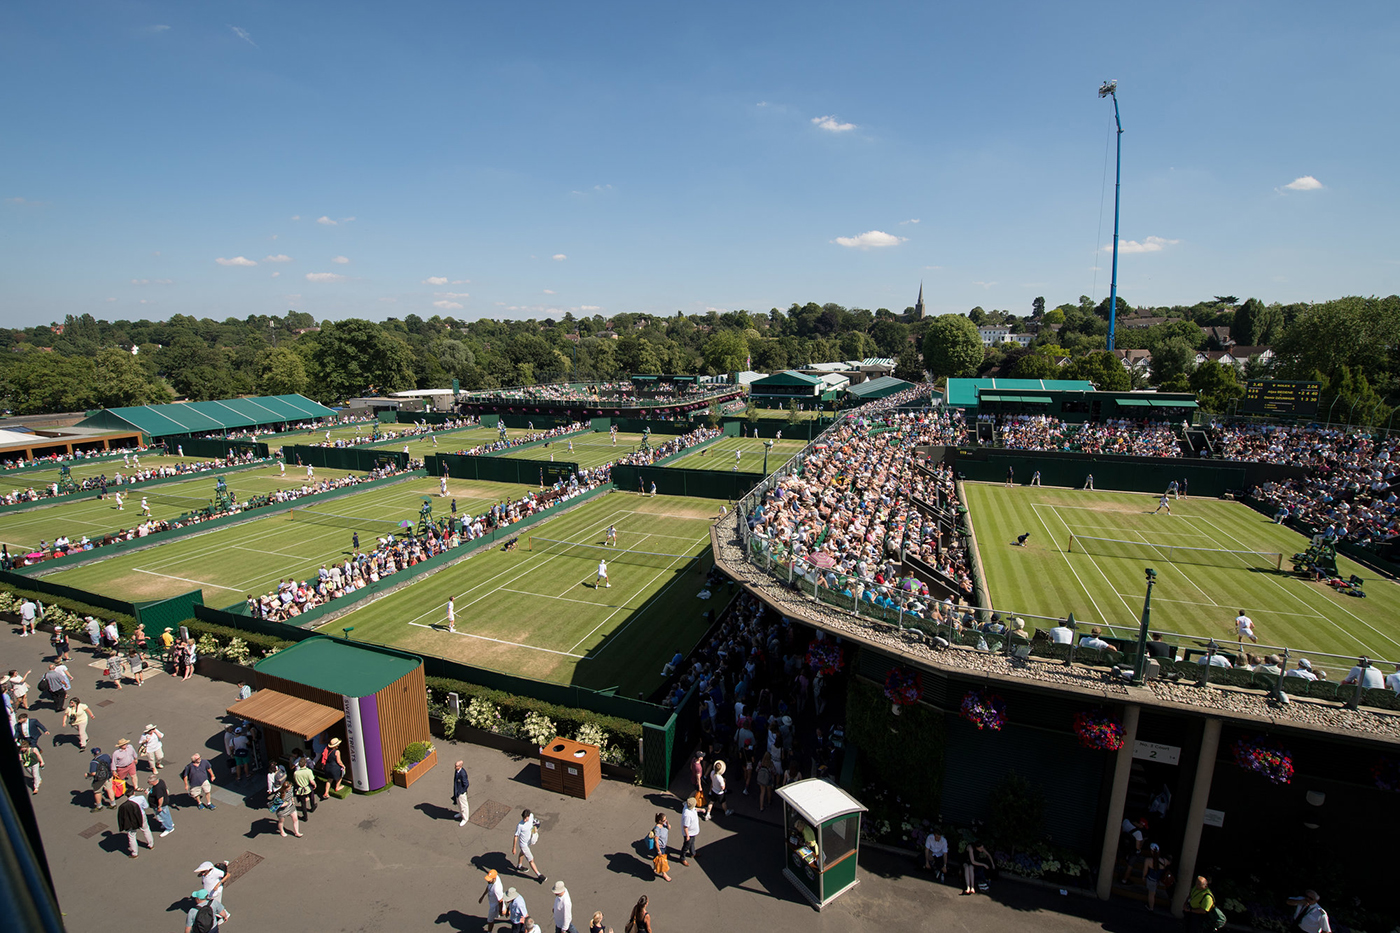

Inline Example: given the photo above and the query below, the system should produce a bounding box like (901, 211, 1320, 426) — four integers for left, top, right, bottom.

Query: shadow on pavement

(604, 850, 654, 881)
(415, 801, 458, 823)
(690, 823, 792, 903)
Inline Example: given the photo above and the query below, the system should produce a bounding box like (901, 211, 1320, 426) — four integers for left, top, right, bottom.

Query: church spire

(914, 282, 925, 320)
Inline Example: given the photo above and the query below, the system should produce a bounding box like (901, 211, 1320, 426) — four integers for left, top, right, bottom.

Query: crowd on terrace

(613, 426, 722, 468)
(305, 416, 478, 449)
(452, 422, 590, 457)
(0, 454, 260, 508)
(245, 467, 610, 621)
(0, 444, 160, 473)
(994, 415, 1183, 457)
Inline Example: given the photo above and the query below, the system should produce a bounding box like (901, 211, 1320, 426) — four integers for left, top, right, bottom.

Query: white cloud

(435, 292, 470, 300)
(1109, 236, 1180, 254)
(900, 218, 920, 225)
(1283, 175, 1323, 191)
(433, 300, 463, 310)
(812, 115, 856, 132)
(215, 256, 257, 267)
(290, 215, 301, 221)
(229, 25, 257, 48)
(305, 272, 346, 283)
(139, 299, 151, 304)
(265, 254, 292, 263)
(423, 276, 449, 285)
(271, 272, 281, 278)
(331, 255, 350, 264)
(552, 254, 567, 261)
(316, 216, 337, 226)
(543, 289, 556, 295)
(832, 230, 906, 250)
(581, 305, 601, 311)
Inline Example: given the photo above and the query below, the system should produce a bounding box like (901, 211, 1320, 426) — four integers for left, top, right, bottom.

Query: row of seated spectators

(2, 461, 415, 570)
(992, 414, 1184, 457)
(452, 422, 590, 456)
(306, 416, 479, 448)
(0, 454, 260, 507)
(0, 444, 160, 474)
(463, 382, 718, 403)
(245, 467, 611, 622)
(226, 416, 377, 441)
(612, 426, 722, 467)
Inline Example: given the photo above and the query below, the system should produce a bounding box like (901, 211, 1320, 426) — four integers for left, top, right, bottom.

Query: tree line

(1, 294, 1396, 418)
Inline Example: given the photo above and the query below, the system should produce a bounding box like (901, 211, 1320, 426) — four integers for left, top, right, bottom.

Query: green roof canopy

(753, 370, 826, 387)
(1150, 398, 1199, 408)
(254, 636, 420, 698)
(1115, 398, 1154, 407)
(946, 378, 1097, 408)
(846, 375, 914, 399)
(76, 394, 337, 439)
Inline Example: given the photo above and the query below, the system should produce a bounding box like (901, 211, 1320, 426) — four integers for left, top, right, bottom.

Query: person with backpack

(648, 813, 672, 882)
(184, 888, 228, 933)
(272, 779, 301, 837)
(117, 785, 154, 858)
(51, 625, 71, 663)
(1186, 875, 1224, 933)
(320, 738, 345, 798)
(86, 747, 115, 811)
(18, 739, 44, 794)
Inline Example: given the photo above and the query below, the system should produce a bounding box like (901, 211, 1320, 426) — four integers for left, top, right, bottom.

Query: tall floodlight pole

(1100, 80, 1123, 352)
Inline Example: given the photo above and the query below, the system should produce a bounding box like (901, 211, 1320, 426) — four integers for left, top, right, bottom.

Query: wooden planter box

(437, 720, 640, 782)
(391, 746, 438, 788)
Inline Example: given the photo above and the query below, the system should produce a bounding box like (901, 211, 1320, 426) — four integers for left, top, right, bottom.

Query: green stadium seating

(1279, 676, 1311, 696)
(1306, 681, 1340, 701)
(1362, 687, 1399, 710)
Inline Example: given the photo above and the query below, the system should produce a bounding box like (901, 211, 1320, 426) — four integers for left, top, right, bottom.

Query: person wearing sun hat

(184, 887, 229, 933)
(551, 880, 574, 933)
(479, 868, 506, 931)
(505, 885, 528, 933)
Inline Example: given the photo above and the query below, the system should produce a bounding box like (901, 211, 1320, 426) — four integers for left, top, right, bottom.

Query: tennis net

(289, 508, 404, 536)
(527, 536, 700, 571)
(1066, 534, 1283, 571)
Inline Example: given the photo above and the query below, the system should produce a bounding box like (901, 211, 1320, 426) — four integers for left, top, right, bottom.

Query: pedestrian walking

(185, 888, 229, 933)
(480, 869, 506, 931)
(51, 625, 71, 662)
(1286, 891, 1331, 933)
(680, 796, 700, 865)
(551, 880, 575, 933)
(87, 747, 116, 810)
(319, 738, 345, 797)
(588, 912, 604, 933)
(446, 596, 457, 633)
(506, 887, 528, 933)
(273, 779, 302, 837)
(65, 696, 94, 748)
(117, 786, 154, 858)
(452, 759, 471, 825)
(148, 774, 174, 837)
(293, 753, 317, 820)
(41, 663, 70, 709)
(140, 724, 166, 774)
(7, 669, 32, 709)
(182, 753, 217, 810)
(18, 739, 44, 793)
(193, 861, 229, 913)
(1184, 875, 1218, 933)
(649, 813, 672, 881)
(513, 809, 546, 882)
(704, 759, 732, 819)
(626, 895, 652, 933)
(19, 597, 38, 636)
(111, 737, 140, 791)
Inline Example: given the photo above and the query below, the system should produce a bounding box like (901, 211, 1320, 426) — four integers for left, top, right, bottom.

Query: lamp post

(1131, 568, 1157, 684)
(1099, 80, 1124, 352)
(763, 439, 774, 474)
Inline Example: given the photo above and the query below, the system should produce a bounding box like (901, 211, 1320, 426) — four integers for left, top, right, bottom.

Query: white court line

(576, 530, 712, 656)
(1127, 528, 1219, 606)
(1194, 512, 1400, 656)
(1113, 592, 1320, 618)
(133, 568, 242, 592)
(499, 587, 628, 609)
(406, 622, 585, 658)
(1034, 504, 1140, 625)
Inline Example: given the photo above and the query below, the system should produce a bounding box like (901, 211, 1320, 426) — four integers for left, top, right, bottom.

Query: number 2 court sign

(1132, 741, 1181, 765)
(1241, 380, 1321, 415)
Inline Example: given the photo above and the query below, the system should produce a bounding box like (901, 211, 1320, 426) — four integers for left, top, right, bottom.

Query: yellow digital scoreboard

(1241, 381, 1321, 415)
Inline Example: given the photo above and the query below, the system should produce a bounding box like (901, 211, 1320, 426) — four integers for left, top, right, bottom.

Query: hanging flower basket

(1372, 756, 1400, 793)
(1231, 736, 1294, 785)
(959, 690, 1006, 731)
(805, 640, 844, 676)
(884, 666, 923, 706)
(1073, 710, 1126, 751)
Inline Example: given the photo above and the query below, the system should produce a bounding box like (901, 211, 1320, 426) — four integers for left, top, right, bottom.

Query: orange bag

(694, 788, 705, 808)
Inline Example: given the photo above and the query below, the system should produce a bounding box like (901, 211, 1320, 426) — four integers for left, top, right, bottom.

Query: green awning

(1150, 399, 1199, 408)
(1019, 395, 1052, 404)
(978, 393, 1014, 402)
(1115, 398, 1154, 407)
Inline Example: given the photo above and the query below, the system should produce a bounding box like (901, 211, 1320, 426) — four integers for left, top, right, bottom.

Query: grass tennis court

(964, 483, 1400, 663)
(2, 453, 227, 488)
(662, 437, 806, 472)
(0, 463, 360, 553)
(324, 491, 724, 694)
(502, 432, 649, 470)
(41, 477, 535, 604)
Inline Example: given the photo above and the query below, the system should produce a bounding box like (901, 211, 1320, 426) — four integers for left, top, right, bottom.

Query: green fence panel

(394, 410, 456, 425)
(590, 417, 612, 431)
(641, 719, 674, 789)
(609, 418, 696, 436)
(609, 464, 763, 500)
(281, 445, 409, 473)
(942, 448, 1249, 497)
(425, 453, 579, 486)
(721, 421, 740, 437)
(0, 568, 136, 616)
(193, 604, 318, 643)
(376, 410, 397, 424)
(135, 590, 205, 632)
(498, 413, 579, 430)
(719, 417, 831, 440)
(479, 414, 500, 429)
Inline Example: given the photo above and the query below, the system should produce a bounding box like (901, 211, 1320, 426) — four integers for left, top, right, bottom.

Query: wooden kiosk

(539, 737, 601, 799)
(775, 778, 867, 910)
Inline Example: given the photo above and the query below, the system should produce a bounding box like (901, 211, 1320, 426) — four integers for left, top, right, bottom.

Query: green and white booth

(776, 778, 866, 909)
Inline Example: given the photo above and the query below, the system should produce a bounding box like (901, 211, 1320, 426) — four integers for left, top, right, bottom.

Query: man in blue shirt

(453, 760, 471, 826)
(87, 747, 115, 811)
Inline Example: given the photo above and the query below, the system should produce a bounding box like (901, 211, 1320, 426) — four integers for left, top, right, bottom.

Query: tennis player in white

(606, 525, 617, 547)
(278, 460, 286, 476)
(1234, 611, 1257, 647)
(1153, 495, 1171, 515)
(446, 596, 456, 633)
(440, 475, 448, 497)
(597, 559, 610, 588)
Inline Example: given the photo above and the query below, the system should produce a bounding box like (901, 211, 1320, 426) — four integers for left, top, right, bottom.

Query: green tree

(706, 400, 723, 428)
(870, 319, 909, 357)
(702, 331, 749, 375)
(1064, 350, 1130, 390)
(1188, 360, 1244, 412)
(893, 347, 925, 383)
(1150, 337, 1198, 386)
(310, 319, 417, 402)
(1009, 352, 1058, 380)
(93, 348, 167, 408)
(921, 314, 982, 379)
(256, 346, 309, 396)
(1273, 296, 1400, 389)
(1042, 308, 1066, 325)
(1032, 296, 1046, 318)
(786, 399, 801, 423)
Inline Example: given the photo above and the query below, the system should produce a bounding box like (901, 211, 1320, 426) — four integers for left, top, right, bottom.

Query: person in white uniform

(596, 559, 610, 589)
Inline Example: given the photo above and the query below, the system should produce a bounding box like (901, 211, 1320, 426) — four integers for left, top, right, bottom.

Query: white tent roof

(777, 778, 866, 823)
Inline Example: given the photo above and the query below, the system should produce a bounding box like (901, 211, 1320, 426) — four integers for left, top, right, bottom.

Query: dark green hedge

(180, 617, 294, 656)
(847, 675, 945, 813)
(0, 587, 136, 631)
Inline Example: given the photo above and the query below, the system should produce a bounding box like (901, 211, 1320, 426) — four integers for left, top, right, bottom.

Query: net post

(1067, 533, 1075, 553)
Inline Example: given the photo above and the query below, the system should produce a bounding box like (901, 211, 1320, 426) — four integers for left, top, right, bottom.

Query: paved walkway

(6, 625, 1184, 932)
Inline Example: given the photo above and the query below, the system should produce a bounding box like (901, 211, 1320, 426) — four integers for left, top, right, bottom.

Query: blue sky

(3, 1, 1398, 328)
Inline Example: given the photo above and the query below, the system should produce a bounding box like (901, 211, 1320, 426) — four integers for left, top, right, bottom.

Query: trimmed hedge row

(0, 588, 136, 631)
(181, 617, 294, 658)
